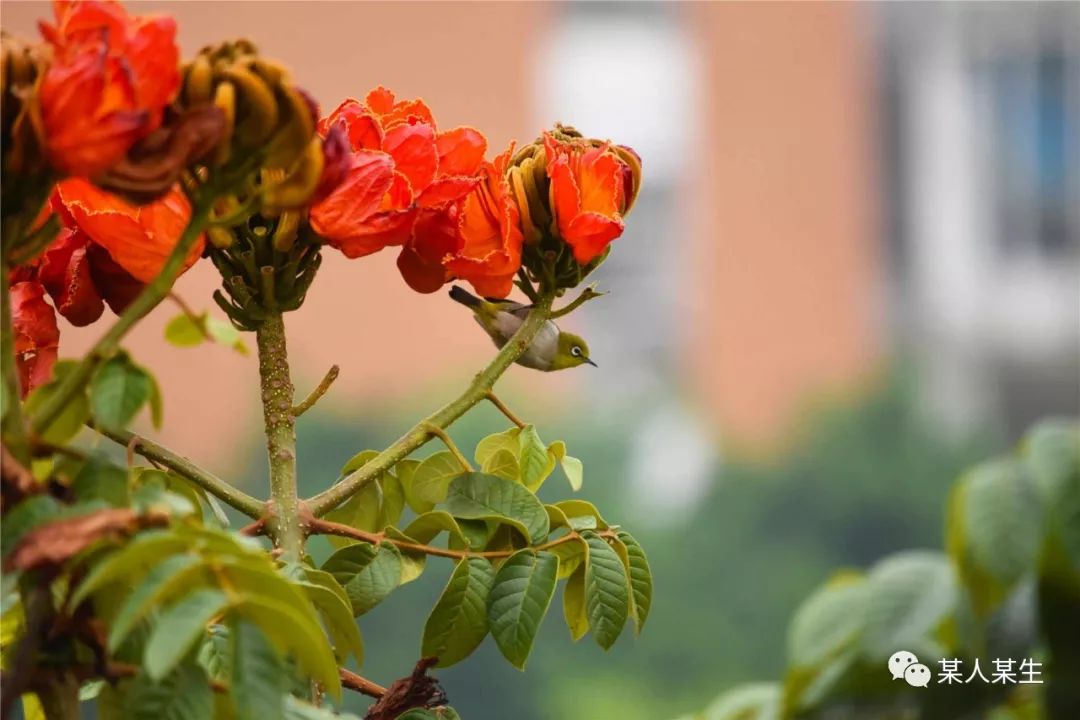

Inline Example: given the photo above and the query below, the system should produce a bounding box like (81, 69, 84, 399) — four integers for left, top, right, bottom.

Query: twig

(292, 365, 340, 417)
(95, 426, 263, 519)
(484, 391, 526, 428)
(548, 284, 605, 320)
(307, 517, 608, 560)
(423, 423, 472, 472)
(340, 668, 387, 699)
(306, 293, 555, 516)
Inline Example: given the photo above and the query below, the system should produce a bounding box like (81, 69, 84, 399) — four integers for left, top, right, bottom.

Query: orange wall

(682, 1, 882, 451)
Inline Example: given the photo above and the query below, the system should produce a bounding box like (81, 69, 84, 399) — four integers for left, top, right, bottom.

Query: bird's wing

(505, 302, 531, 320)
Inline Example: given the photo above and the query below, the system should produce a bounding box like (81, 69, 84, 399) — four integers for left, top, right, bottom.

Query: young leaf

(422, 558, 495, 667)
(552, 500, 608, 530)
(487, 550, 558, 669)
(549, 534, 588, 580)
(205, 316, 248, 355)
(164, 313, 205, 347)
(90, 353, 153, 431)
(443, 473, 550, 544)
(196, 624, 231, 683)
(126, 663, 214, 720)
(230, 619, 287, 720)
(859, 551, 957, 660)
(69, 532, 190, 610)
(583, 533, 629, 650)
(144, 589, 230, 681)
(475, 427, 522, 466)
(294, 568, 364, 664)
(412, 451, 466, 505)
(547, 440, 583, 491)
(481, 448, 519, 482)
(616, 531, 653, 635)
(403, 511, 472, 548)
(108, 553, 205, 651)
(563, 564, 589, 642)
(72, 457, 129, 507)
(518, 425, 551, 490)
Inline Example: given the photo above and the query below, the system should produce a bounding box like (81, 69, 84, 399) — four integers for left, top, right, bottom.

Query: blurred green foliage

(276, 373, 993, 719)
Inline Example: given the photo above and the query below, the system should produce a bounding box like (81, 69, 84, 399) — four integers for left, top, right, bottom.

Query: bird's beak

(585, 358, 598, 367)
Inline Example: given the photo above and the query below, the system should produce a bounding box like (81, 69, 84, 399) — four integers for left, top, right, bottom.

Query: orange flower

(438, 148, 524, 298)
(544, 134, 637, 265)
(309, 87, 488, 287)
(8, 178, 203, 394)
(10, 282, 60, 398)
(38, 0, 180, 176)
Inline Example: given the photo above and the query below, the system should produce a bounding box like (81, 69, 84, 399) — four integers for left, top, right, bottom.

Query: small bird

(449, 286, 596, 371)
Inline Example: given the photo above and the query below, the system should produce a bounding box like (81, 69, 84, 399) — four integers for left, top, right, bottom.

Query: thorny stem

(95, 426, 263, 519)
(307, 517, 614, 560)
(423, 423, 472, 472)
(257, 312, 302, 557)
(485, 391, 526, 428)
(29, 200, 211, 437)
(306, 293, 555, 516)
(292, 365, 339, 417)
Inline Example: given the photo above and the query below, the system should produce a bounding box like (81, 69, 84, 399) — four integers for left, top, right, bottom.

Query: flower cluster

(311, 93, 642, 297)
(4, 0, 643, 397)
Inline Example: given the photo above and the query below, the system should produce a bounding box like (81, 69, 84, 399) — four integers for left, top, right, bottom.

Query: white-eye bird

(449, 286, 596, 371)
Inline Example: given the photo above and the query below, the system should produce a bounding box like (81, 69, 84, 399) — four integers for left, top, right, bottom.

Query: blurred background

(5, 1, 1080, 718)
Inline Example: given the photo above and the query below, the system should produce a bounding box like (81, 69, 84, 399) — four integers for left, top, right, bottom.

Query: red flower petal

(309, 150, 396, 245)
(10, 281, 60, 398)
(37, 228, 105, 326)
(397, 243, 450, 294)
(382, 121, 438, 195)
(436, 127, 487, 178)
(564, 212, 624, 264)
(417, 176, 480, 209)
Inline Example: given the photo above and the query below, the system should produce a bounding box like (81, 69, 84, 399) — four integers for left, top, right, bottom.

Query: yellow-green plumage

(448, 286, 595, 372)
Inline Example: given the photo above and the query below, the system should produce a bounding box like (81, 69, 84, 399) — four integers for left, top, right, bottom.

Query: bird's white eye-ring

(571, 346, 582, 357)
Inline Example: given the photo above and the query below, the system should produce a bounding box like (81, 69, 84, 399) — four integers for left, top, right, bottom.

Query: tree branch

(423, 423, 472, 472)
(257, 312, 302, 557)
(305, 293, 555, 517)
(30, 201, 211, 437)
(340, 668, 387, 699)
(292, 364, 339, 417)
(95, 426, 263, 519)
(307, 517, 609, 560)
(548, 284, 605, 319)
(484, 391, 526, 428)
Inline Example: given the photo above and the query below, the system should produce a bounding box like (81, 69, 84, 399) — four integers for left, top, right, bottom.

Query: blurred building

(3, 2, 1077, 484)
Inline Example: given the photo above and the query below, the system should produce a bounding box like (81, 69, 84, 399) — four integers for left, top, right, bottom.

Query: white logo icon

(904, 663, 931, 688)
(888, 650, 919, 681)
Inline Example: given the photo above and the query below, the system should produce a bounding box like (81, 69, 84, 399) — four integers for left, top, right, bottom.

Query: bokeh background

(5, 1, 1080, 718)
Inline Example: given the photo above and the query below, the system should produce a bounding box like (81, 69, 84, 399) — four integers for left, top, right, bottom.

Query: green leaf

(475, 427, 521, 466)
(324, 479, 383, 548)
(144, 589, 230, 681)
(487, 549, 558, 669)
(412, 451, 465, 505)
(1, 496, 61, 554)
(69, 531, 190, 609)
(283, 696, 364, 720)
(127, 663, 214, 720)
(108, 553, 205, 650)
(322, 542, 402, 615)
(549, 535, 587, 580)
(147, 373, 164, 429)
(233, 594, 341, 698)
(559, 455, 584, 492)
(616, 531, 653, 635)
(443, 473, 549, 544)
(24, 361, 90, 445)
(583, 532, 629, 649)
(394, 710, 461, 720)
(90, 353, 153, 431)
(339, 449, 379, 477)
(393, 459, 428, 514)
(563, 564, 589, 642)
(422, 558, 495, 667)
(164, 313, 206, 347)
(518, 425, 551, 490)
(294, 568, 364, 664)
(206, 316, 248, 355)
(196, 624, 231, 682)
(701, 682, 781, 720)
(552, 499, 607, 530)
(230, 619, 286, 720)
(481, 448, 519, 482)
(787, 571, 867, 667)
(72, 457, 129, 507)
(1023, 421, 1080, 572)
(859, 551, 957, 660)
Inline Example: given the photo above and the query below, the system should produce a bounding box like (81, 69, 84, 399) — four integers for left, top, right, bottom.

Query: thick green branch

(30, 203, 210, 436)
(95, 425, 263, 519)
(306, 293, 555, 516)
(292, 364, 339, 417)
(257, 312, 302, 557)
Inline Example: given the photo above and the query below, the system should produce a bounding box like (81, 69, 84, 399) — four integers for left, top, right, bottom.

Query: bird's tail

(449, 285, 482, 308)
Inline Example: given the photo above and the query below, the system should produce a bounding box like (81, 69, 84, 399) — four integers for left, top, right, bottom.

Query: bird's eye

(571, 346, 582, 357)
